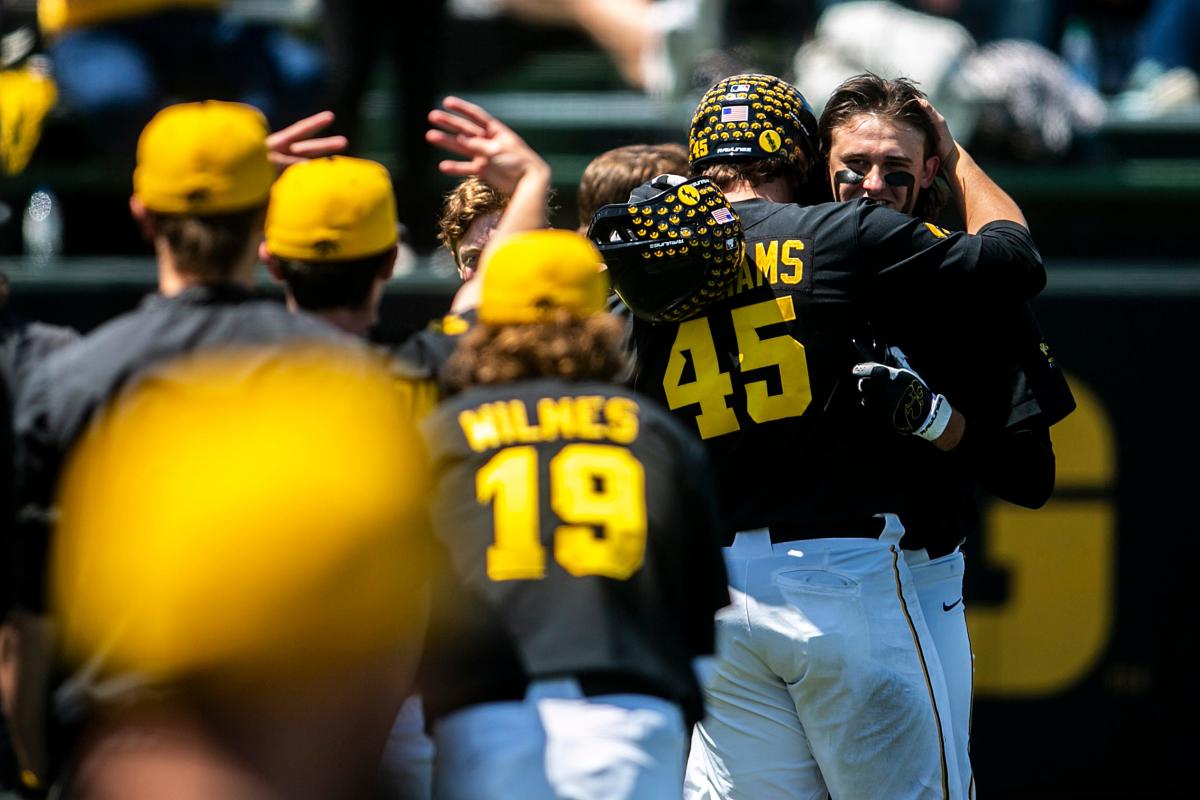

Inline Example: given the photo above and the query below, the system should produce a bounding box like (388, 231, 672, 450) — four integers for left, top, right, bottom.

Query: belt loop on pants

(875, 513, 906, 547)
(729, 529, 773, 556)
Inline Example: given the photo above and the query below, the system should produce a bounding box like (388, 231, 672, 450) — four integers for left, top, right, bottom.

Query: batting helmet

(588, 174, 743, 323)
(689, 73, 819, 174)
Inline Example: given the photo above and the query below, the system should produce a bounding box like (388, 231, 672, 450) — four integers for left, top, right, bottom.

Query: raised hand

(267, 110, 348, 169)
(426, 96, 549, 195)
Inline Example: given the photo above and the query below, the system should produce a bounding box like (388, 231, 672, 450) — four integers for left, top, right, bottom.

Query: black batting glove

(851, 346, 952, 442)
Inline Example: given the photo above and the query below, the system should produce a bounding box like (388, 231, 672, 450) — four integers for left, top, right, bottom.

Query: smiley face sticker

(759, 129, 782, 153)
(678, 184, 701, 206)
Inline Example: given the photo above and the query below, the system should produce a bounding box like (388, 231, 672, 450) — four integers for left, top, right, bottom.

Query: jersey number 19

(477, 444, 647, 582)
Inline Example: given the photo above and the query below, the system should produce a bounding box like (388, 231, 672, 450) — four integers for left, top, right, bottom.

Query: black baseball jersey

(626, 197, 1044, 537)
(879, 300, 1075, 555)
(10, 284, 356, 610)
(418, 378, 728, 725)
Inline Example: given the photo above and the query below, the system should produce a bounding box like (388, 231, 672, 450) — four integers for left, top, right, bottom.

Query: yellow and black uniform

(626, 197, 1045, 538)
(418, 378, 728, 728)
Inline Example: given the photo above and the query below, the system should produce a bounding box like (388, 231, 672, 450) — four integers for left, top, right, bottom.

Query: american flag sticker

(712, 207, 735, 224)
(721, 105, 749, 123)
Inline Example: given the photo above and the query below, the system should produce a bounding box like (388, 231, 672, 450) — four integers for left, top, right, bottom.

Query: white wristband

(916, 394, 952, 442)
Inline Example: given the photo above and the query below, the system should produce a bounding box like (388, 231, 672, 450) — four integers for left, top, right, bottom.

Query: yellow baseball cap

(52, 344, 431, 685)
(478, 230, 608, 325)
(266, 156, 399, 262)
(133, 100, 275, 215)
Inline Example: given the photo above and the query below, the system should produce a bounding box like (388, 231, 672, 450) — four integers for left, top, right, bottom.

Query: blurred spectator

(37, 0, 326, 157)
(447, 0, 723, 97)
(906, 0, 1057, 47)
(320, 0, 447, 251)
(1117, 0, 1200, 113)
(793, 1, 1107, 161)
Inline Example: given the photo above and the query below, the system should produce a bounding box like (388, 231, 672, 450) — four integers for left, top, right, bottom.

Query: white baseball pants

(684, 515, 963, 799)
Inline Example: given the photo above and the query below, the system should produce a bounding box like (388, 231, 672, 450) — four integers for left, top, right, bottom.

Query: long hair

(818, 73, 950, 222)
(442, 310, 627, 392)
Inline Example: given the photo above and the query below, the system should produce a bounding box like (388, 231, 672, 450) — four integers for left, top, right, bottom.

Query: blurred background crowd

(1, 0, 1198, 266)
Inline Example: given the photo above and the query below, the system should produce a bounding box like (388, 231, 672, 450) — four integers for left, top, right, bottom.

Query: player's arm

(962, 421, 1056, 509)
(919, 98, 1026, 234)
(427, 97, 553, 312)
(852, 347, 965, 452)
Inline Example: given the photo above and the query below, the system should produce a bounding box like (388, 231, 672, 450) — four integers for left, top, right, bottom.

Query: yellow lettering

(458, 407, 500, 452)
(735, 256, 756, 293)
(970, 375, 1116, 697)
(754, 241, 778, 285)
(536, 397, 577, 441)
(604, 397, 640, 444)
(574, 396, 605, 440)
(508, 400, 542, 443)
(491, 401, 517, 445)
(780, 240, 804, 284)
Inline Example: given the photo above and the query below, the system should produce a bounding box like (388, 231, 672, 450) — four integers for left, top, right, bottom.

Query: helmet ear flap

(588, 177, 744, 323)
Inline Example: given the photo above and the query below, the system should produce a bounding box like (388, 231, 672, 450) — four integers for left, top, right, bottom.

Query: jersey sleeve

(1005, 305, 1076, 429)
(857, 201, 1045, 299)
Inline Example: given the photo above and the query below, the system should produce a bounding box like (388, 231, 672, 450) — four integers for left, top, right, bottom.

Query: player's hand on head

(267, 110, 348, 169)
(916, 97, 958, 169)
(851, 345, 952, 443)
(426, 96, 549, 194)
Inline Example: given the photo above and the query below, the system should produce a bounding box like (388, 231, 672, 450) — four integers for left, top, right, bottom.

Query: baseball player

(438, 176, 509, 284)
(4, 100, 355, 793)
(589, 72, 1046, 799)
(417, 229, 729, 800)
(821, 73, 1077, 797)
(49, 343, 431, 800)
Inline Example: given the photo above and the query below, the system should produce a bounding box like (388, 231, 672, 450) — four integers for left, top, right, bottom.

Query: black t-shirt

(626, 197, 1044, 538)
(418, 378, 729, 725)
(10, 285, 355, 610)
(877, 299, 1075, 554)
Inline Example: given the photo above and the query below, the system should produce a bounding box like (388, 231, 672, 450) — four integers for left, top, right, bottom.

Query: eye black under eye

(834, 168, 864, 187)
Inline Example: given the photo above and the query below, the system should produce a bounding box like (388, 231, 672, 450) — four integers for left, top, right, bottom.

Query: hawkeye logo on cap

(678, 184, 701, 206)
(759, 129, 782, 153)
(313, 239, 340, 257)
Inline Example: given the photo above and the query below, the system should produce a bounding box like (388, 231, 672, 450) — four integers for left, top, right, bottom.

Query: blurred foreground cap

(266, 156, 398, 262)
(133, 101, 275, 215)
(52, 343, 430, 685)
(478, 229, 607, 325)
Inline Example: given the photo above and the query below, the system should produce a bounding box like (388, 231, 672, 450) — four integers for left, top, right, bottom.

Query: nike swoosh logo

(942, 597, 963, 612)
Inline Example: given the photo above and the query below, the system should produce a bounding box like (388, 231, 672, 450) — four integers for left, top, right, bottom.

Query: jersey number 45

(664, 296, 812, 439)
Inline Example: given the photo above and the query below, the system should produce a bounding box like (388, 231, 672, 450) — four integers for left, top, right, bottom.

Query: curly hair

(442, 310, 627, 392)
(577, 143, 689, 229)
(818, 73, 950, 222)
(436, 177, 509, 265)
